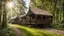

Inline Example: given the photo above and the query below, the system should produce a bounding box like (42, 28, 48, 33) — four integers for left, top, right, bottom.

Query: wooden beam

(30, 16, 31, 24)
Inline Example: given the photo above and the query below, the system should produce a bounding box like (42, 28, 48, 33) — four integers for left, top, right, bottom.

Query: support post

(30, 16, 31, 24)
(41, 16, 42, 24)
(35, 15, 37, 24)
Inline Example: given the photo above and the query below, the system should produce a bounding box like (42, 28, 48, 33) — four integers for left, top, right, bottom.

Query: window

(42, 16, 46, 19)
(37, 16, 41, 19)
(32, 15, 35, 19)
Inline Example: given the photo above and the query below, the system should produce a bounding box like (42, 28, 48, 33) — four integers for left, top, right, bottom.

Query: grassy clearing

(13, 24, 62, 36)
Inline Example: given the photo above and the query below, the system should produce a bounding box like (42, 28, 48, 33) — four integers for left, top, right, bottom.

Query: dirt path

(11, 25, 23, 36)
(42, 28, 64, 36)
(10, 24, 64, 36)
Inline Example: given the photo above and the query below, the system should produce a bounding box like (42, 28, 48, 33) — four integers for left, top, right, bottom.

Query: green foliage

(52, 23, 64, 30)
(14, 24, 62, 36)
(0, 25, 15, 36)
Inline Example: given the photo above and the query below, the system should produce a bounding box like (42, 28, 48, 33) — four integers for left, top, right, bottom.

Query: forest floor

(41, 28, 64, 36)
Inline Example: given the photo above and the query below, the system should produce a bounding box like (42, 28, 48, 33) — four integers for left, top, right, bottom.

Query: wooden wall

(20, 14, 52, 25)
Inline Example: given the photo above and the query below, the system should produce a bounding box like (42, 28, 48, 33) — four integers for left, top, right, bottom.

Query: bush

(0, 26, 15, 36)
(52, 23, 64, 30)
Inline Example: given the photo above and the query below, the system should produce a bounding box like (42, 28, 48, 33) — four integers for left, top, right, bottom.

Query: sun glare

(6, 2, 14, 8)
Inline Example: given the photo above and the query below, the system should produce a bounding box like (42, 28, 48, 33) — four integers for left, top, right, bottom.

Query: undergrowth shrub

(0, 25, 15, 36)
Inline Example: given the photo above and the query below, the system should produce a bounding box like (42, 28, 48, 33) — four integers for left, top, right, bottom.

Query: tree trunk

(54, 0, 57, 24)
(1, 0, 7, 28)
(63, 2, 64, 20)
(0, 0, 2, 28)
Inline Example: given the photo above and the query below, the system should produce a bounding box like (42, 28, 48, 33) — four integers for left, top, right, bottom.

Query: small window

(37, 16, 41, 19)
(42, 16, 46, 19)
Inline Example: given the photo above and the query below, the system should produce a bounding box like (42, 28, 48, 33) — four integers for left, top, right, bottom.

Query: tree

(1, 0, 7, 28)
(0, 0, 26, 28)
(63, 0, 64, 20)
(0, 0, 2, 28)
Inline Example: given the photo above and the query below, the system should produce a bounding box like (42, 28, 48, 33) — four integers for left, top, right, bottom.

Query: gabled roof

(31, 7, 52, 16)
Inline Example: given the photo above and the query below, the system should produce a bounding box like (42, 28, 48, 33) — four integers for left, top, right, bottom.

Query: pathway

(42, 28, 64, 36)
(11, 25, 23, 36)
(10, 24, 64, 36)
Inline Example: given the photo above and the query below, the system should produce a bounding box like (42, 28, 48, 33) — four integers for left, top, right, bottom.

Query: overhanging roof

(31, 7, 52, 16)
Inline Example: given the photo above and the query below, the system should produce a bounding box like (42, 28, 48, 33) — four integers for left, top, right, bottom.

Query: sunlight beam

(6, 1, 14, 8)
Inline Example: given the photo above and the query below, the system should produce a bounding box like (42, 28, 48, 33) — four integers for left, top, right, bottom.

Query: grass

(13, 24, 62, 36)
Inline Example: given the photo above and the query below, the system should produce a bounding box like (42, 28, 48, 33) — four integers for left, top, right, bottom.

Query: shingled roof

(31, 7, 52, 16)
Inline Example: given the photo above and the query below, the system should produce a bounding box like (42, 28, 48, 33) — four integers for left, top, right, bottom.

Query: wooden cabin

(10, 7, 53, 27)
